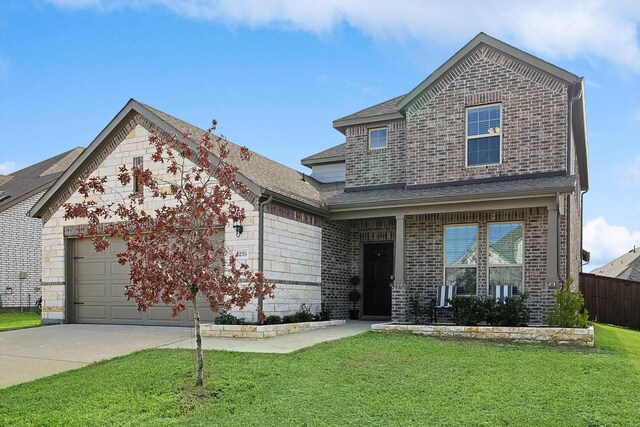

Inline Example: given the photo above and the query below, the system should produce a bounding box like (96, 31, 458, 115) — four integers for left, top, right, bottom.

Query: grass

(1, 324, 639, 426)
(0, 311, 41, 331)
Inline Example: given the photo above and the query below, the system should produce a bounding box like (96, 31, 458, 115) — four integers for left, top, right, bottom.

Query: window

(369, 128, 387, 149)
(466, 104, 501, 166)
(444, 225, 477, 295)
(488, 223, 523, 293)
(132, 156, 143, 195)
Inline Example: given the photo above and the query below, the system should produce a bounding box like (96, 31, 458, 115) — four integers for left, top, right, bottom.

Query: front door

(363, 243, 393, 316)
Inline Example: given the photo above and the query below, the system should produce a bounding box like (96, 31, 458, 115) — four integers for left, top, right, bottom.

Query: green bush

(282, 315, 295, 324)
(486, 294, 530, 326)
(317, 302, 333, 321)
(546, 278, 590, 328)
(292, 304, 315, 323)
(408, 292, 432, 324)
(450, 296, 485, 326)
(264, 315, 282, 325)
(214, 312, 245, 325)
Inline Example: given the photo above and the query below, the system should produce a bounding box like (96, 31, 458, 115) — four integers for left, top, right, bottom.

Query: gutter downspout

(566, 83, 583, 283)
(258, 195, 273, 318)
(556, 192, 563, 282)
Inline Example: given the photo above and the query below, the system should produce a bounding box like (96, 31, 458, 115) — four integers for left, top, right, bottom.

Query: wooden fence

(579, 273, 640, 330)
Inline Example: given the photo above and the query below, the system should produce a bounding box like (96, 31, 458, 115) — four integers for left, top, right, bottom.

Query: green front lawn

(0, 311, 41, 331)
(1, 324, 639, 426)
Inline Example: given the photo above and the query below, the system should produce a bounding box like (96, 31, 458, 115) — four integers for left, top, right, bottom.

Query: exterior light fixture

(233, 221, 243, 237)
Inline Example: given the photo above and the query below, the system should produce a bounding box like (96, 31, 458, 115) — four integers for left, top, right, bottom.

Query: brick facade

(0, 192, 45, 309)
(323, 207, 565, 325)
(345, 120, 406, 188)
(344, 45, 569, 191)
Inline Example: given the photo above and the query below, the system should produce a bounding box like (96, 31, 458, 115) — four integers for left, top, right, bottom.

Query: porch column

(546, 203, 560, 284)
(394, 215, 405, 285)
(392, 215, 409, 323)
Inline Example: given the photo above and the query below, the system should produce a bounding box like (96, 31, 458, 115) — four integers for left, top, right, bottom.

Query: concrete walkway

(0, 321, 373, 388)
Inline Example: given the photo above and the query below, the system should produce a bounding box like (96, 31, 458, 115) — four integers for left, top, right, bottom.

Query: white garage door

(72, 238, 217, 326)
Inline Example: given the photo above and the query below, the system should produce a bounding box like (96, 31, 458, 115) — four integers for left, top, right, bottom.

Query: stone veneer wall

(404, 207, 558, 325)
(41, 124, 258, 323)
(372, 323, 594, 346)
(0, 192, 45, 309)
(230, 203, 323, 321)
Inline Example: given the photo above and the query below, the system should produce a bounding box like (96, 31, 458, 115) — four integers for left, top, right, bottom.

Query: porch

(321, 202, 565, 325)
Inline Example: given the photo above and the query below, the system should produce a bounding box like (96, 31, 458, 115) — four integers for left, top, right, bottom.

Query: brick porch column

(392, 215, 408, 323)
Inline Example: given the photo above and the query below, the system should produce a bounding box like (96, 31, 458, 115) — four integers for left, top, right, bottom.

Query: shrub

(318, 302, 333, 321)
(450, 296, 485, 326)
(408, 292, 432, 324)
(264, 315, 282, 325)
(214, 312, 245, 325)
(292, 304, 315, 323)
(486, 293, 530, 327)
(282, 315, 295, 324)
(546, 278, 590, 328)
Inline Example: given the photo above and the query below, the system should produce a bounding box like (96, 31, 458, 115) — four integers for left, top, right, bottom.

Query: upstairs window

(444, 224, 478, 295)
(132, 156, 143, 196)
(369, 127, 388, 149)
(466, 104, 501, 166)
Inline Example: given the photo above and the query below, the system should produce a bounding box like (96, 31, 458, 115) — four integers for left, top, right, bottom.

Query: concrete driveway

(0, 324, 192, 388)
(0, 321, 374, 388)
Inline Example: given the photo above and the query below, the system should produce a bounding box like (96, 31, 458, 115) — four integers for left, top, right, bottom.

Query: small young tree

(64, 121, 275, 386)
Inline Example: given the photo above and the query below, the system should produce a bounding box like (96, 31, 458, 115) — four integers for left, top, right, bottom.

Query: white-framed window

(369, 127, 388, 149)
(487, 222, 524, 294)
(444, 224, 478, 295)
(466, 104, 501, 167)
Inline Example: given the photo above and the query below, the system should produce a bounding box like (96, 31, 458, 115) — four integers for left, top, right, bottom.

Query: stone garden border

(201, 319, 346, 339)
(371, 323, 594, 346)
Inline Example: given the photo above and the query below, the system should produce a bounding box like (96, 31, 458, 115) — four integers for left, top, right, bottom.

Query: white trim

(486, 221, 525, 295)
(368, 127, 388, 150)
(443, 223, 479, 295)
(465, 103, 502, 167)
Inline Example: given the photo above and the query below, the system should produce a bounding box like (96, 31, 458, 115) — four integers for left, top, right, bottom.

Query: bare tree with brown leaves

(64, 121, 274, 386)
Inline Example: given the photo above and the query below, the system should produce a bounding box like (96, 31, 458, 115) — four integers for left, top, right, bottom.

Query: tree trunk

(191, 294, 204, 386)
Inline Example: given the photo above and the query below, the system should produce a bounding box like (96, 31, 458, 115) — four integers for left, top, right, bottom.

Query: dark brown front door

(363, 243, 393, 316)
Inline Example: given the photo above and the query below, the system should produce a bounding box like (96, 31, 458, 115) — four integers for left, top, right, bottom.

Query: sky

(0, 0, 639, 269)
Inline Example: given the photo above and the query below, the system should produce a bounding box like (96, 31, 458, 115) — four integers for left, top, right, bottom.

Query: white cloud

(623, 154, 640, 181)
(584, 217, 640, 266)
(45, 0, 640, 72)
(0, 161, 19, 175)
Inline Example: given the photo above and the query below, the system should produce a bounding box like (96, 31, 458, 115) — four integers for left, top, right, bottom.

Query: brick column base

(391, 284, 409, 323)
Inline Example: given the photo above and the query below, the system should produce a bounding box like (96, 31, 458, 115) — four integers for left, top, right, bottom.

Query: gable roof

(301, 142, 346, 167)
(0, 147, 84, 213)
(591, 248, 640, 282)
(332, 96, 404, 133)
(331, 32, 589, 191)
(29, 100, 327, 220)
(396, 33, 580, 112)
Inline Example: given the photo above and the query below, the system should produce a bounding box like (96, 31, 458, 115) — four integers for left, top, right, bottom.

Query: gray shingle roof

(0, 147, 84, 213)
(141, 103, 324, 208)
(591, 249, 640, 282)
(320, 175, 577, 209)
(301, 143, 345, 166)
(334, 95, 404, 124)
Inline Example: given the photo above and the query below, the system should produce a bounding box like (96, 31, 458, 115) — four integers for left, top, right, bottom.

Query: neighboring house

(0, 148, 83, 309)
(31, 33, 588, 326)
(590, 248, 640, 282)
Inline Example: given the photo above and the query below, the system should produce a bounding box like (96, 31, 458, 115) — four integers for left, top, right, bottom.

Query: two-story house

(31, 33, 587, 326)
